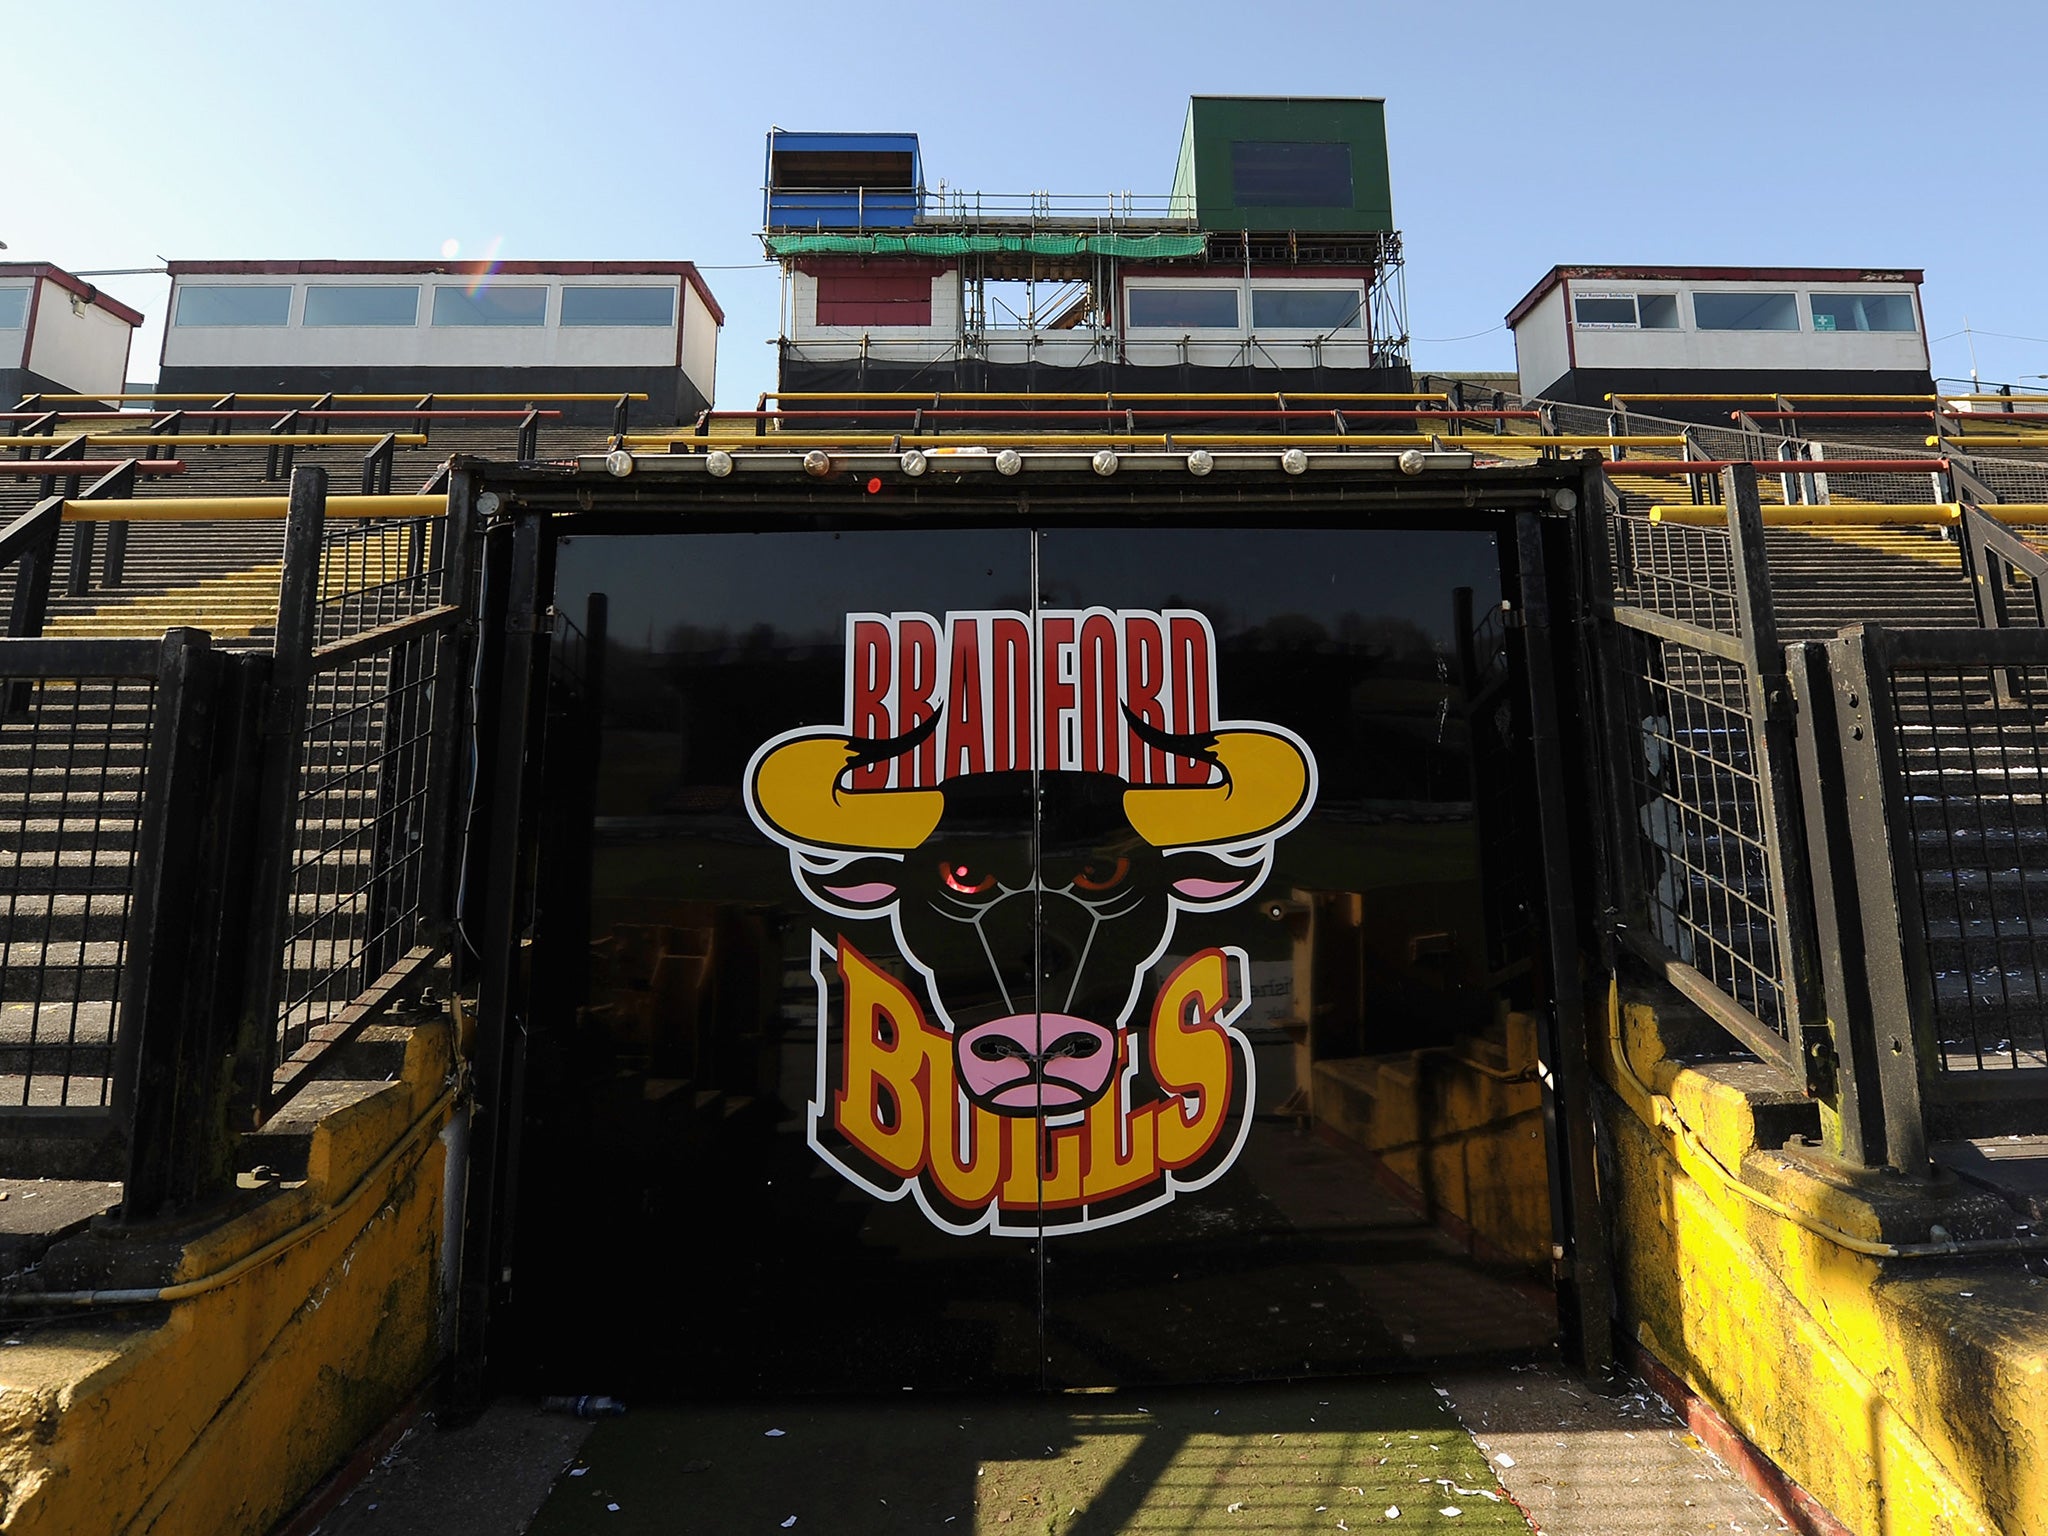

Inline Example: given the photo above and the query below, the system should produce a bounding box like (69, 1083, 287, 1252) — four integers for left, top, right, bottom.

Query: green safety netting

(763, 232, 1209, 259)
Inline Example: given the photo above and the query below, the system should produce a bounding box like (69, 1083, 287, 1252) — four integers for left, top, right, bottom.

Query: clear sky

(8, 0, 2045, 403)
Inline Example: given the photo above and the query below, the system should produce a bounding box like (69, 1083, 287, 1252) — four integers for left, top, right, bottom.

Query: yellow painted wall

(1603, 993, 2048, 1536)
(0, 1022, 456, 1535)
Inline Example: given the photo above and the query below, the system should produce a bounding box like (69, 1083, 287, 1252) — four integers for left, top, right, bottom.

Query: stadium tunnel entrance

(450, 449, 1615, 1398)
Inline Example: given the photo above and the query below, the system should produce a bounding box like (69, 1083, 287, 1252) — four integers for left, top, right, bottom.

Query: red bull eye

(1072, 857, 1131, 892)
(942, 862, 997, 895)
(866, 476, 884, 494)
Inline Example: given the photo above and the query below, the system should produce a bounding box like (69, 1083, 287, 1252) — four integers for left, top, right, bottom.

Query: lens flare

(440, 238, 460, 259)
(466, 236, 504, 296)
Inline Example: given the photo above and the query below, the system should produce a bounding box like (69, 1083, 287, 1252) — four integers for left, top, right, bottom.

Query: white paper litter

(782, 1519, 797, 1529)
(1385, 1508, 1400, 1519)
(569, 1467, 589, 1477)
(1441, 1510, 1462, 1518)
(1494, 1452, 1515, 1468)
(1227, 1501, 1245, 1513)
(764, 1428, 786, 1437)
(606, 1503, 619, 1513)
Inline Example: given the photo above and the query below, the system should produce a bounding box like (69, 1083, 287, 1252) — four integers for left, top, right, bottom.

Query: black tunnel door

(1028, 526, 1560, 1384)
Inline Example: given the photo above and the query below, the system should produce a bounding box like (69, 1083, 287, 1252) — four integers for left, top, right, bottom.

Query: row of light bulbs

(609, 447, 1434, 479)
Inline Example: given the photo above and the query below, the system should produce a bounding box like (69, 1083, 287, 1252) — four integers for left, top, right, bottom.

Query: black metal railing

(0, 464, 479, 1216)
(1590, 468, 1819, 1076)
(1594, 472, 2048, 1157)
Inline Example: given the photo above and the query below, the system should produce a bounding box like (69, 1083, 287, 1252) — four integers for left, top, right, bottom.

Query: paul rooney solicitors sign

(745, 609, 1317, 1236)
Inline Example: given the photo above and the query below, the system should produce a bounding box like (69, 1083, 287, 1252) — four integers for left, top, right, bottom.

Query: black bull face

(747, 714, 1312, 1119)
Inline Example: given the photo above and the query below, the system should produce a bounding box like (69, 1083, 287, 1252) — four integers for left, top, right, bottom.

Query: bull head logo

(745, 609, 1316, 1234)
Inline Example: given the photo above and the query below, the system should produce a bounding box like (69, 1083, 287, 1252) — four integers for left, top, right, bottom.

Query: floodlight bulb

(1091, 449, 1119, 477)
(995, 449, 1023, 476)
(900, 449, 928, 477)
(604, 450, 635, 478)
(1552, 487, 1579, 511)
(474, 490, 503, 516)
(1398, 448, 1427, 476)
(802, 450, 833, 478)
(1186, 449, 1214, 476)
(704, 450, 734, 478)
(1280, 448, 1309, 476)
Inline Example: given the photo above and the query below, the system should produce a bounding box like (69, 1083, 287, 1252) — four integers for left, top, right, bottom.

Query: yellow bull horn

(749, 733, 946, 852)
(1122, 730, 1311, 849)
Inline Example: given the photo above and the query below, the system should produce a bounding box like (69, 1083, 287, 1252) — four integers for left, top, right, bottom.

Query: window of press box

(561, 286, 676, 327)
(303, 285, 419, 327)
(1229, 140, 1354, 208)
(1809, 293, 1917, 333)
(1251, 288, 1362, 329)
(1126, 286, 1241, 329)
(0, 288, 27, 329)
(174, 285, 292, 327)
(1691, 291, 1799, 331)
(1572, 293, 1681, 329)
(1638, 293, 1680, 328)
(431, 285, 548, 327)
(1571, 295, 1639, 327)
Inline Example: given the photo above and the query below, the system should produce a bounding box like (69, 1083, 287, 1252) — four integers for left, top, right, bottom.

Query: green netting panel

(763, 233, 1210, 259)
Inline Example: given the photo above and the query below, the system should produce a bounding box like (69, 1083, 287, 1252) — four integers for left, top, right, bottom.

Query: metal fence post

(1811, 627, 1932, 1174)
(229, 466, 328, 1120)
(114, 632, 273, 1220)
(418, 469, 477, 941)
(1514, 505, 1616, 1376)
(1723, 465, 1827, 1075)
(2, 497, 65, 714)
(450, 506, 548, 1409)
(1785, 641, 1891, 1166)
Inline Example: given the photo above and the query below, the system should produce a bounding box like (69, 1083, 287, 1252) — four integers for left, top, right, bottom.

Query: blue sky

(9, 0, 2045, 402)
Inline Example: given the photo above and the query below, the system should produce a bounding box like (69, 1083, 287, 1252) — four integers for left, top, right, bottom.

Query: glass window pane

(1692, 292, 1798, 331)
(1572, 296, 1638, 327)
(560, 286, 676, 327)
(1252, 289, 1362, 329)
(174, 285, 292, 327)
(1126, 287, 1240, 329)
(1809, 292, 1916, 333)
(1637, 293, 1681, 329)
(303, 285, 419, 326)
(431, 285, 548, 327)
(0, 289, 27, 329)
(1229, 140, 1353, 208)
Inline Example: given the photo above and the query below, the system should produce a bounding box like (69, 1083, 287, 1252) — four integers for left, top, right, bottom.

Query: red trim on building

(1505, 264, 1926, 330)
(1628, 1342, 1853, 1536)
(167, 259, 724, 327)
(1561, 275, 1576, 371)
(0, 263, 146, 327)
(795, 257, 948, 278)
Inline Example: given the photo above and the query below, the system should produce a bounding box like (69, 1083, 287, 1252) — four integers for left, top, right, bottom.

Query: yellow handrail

(1647, 504, 1961, 526)
(60, 494, 446, 522)
(1930, 435, 2048, 448)
(22, 392, 649, 404)
(0, 433, 426, 448)
(1607, 391, 1942, 404)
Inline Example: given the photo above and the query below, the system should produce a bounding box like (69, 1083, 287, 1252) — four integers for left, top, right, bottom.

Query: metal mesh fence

(1885, 663, 2048, 1073)
(1609, 514, 1743, 635)
(274, 640, 438, 1078)
(316, 515, 445, 644)
(1614, 625, 1785, 1038)
(0, 673, 157, 1107)
(272, 513, 449, 1085)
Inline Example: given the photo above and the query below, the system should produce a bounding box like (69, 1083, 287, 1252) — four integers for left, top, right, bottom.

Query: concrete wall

(1601, 986, 2047, 1536)
(682, 282, 718, 410)
(1511, 284, 1569, 400)
(0, 1020, 459, 1536)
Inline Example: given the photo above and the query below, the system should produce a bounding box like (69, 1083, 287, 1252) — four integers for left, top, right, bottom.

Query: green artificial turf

(527, 1379, 1528, 1534)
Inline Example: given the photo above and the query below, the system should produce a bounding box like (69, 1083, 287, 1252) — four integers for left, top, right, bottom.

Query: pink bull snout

(955, 1013, 1117, 1114)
